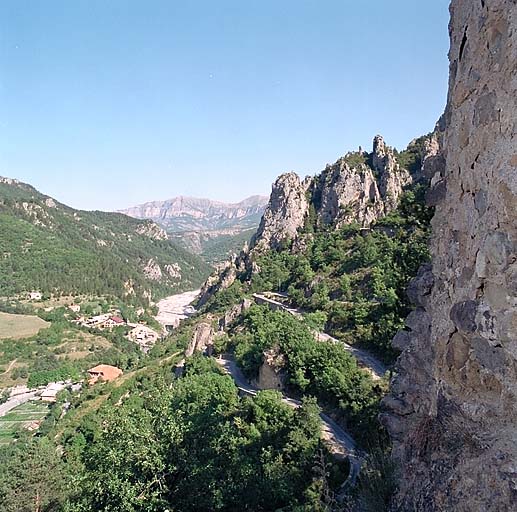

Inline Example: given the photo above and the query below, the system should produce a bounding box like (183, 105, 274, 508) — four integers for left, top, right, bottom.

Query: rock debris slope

(382, 1, 517, 510)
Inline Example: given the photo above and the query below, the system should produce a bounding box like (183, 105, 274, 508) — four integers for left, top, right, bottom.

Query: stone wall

(383, 1, 517, 510)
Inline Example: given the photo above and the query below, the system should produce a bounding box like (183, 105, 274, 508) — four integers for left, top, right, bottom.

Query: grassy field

(0, 401, 50, 446)
(0, 312, 50, 340)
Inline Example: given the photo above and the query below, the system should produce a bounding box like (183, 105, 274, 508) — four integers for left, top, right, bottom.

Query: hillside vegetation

(205, 180, 433, 365)
(249, 184, 432, 363)
(0, 179, 211, 304)
(0, 354, 348, 511)
(0, 137, 434, 512)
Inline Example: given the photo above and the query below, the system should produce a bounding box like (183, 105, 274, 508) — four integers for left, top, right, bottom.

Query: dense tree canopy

(62, 357, 344, 511)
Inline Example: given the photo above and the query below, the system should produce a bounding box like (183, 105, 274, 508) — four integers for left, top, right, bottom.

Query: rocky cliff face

(218, 298, 252, 331)
(251, 173, 311, 251)
(253, 135, 414, 252)
(198, 135, 425, 306)
(312, 135, 412, 228)
(253, 346, 286, 391)
(383, 2, 517, 510)
(185, 322, 214, 357)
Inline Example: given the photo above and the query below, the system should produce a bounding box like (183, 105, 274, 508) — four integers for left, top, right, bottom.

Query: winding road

(168, 289, 378, 488)
(215, 356, 364, 486)
(253, 293, 388, 380)
(0, 390, 39, 418)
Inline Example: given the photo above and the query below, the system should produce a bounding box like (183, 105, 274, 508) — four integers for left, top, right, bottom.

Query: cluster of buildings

(126, 324, 160, 353)
(75, 312, 161, 352)
(78, 313, 125, 330)
(39, 365, 125, 398)
(39, 381, 83, 403)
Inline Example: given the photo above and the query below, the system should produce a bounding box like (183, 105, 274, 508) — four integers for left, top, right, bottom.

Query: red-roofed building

(103, 316, 125, 329)
(88, 365, 123, 385)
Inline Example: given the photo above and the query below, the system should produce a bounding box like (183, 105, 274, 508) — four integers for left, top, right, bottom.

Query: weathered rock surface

(314, 158, 384, 227)
(135, 221, 168, 241)
(251, 173, 310, 251)
(313, 135, 412, 228)
(255, 137, 413, 247)
(218, 298, 252, 331)
(253, 346, 286, 391)
(143, 258, 163, 281)
(373, 135, 413, 211)
(197, 256, 241, 307)
(383, 2, 517, 510)
(185, 322, 214, 357)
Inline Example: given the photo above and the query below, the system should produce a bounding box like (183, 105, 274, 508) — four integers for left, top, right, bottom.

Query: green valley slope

(0, 178, 211, 304)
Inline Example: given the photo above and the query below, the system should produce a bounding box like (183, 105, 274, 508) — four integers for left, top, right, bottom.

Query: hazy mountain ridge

(120, 195, 268, 232)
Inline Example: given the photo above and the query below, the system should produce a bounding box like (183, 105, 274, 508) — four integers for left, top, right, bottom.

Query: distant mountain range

(120, 195, 268, 262)
(119, 195, 268, 232)
(0, 177, 211, 303)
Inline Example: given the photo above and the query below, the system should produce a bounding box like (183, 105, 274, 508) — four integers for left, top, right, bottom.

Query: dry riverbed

(155, 290, 200, 329)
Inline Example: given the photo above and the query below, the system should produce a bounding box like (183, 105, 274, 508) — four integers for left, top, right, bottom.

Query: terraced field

(0, 401, 50, 445)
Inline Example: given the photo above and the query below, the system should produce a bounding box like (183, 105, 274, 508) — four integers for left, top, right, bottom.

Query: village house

(40, 382, 67, 403)
(87, 364, 123, 385)
(127, 324, 160, 352)
(82, 313, 125, 330)
(83, 313, 111, 328)
(28, 291, 42, 301)
(104, 315, 125, 329)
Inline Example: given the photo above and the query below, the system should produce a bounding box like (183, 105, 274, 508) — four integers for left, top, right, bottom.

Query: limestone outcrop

(250, 173, 310, 251)
(313, 136, 411, 228)
(382, 2, 517, 510)
(314, 159, 384, 227)
(135, 221, 168, 241)
(197, 256, 241, 306)
(374, 135, 413, 211)
(253, 346, 286, 391)
(198, 136, 422, 306)
(218, 299, 252, 331)
(254, 137, 413, 246)
(185, 322, 214, 357)
(143, 259, 163, 281)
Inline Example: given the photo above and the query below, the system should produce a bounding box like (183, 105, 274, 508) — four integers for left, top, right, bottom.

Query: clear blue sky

(0, 0, 450, 211)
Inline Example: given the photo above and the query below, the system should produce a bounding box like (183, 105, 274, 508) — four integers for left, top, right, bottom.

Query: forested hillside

(0, 178, 211, 304)
(0, 349, 348, 511)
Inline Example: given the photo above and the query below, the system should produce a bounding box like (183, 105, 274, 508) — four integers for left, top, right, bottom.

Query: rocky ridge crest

(198, 135, 428, 306)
